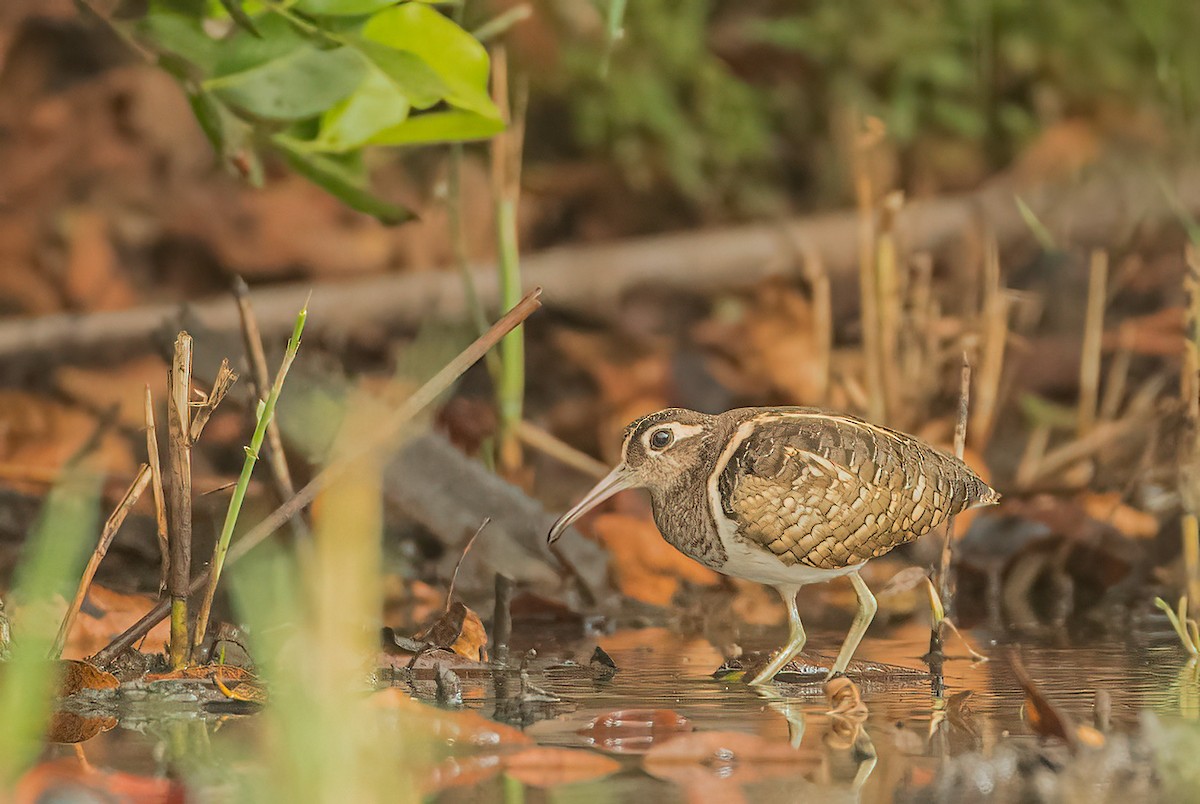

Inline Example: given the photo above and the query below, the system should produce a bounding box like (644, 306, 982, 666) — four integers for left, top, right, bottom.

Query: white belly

(718, 533, 863, 586)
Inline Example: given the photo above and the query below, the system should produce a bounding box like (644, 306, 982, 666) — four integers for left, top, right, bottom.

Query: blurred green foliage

(131, 0, 503, 221)
(554, 0, 1200, 215)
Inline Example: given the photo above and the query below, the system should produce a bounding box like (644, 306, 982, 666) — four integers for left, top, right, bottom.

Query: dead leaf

(62, 584, 172, 660)
(643, 730, 813, 786)
(145, 664, 255, 683)
(946, 690, 979, 738)
(371, 688, 532, 747)
(214, 674, 268, 704)
(1010, 653, 1075, 748)
(45, 711, 117, 744)
(579, 709, 694, 754)
(1080, 492, 1159, 539)
(61, 209, 137, 312)
(56, 659, 119, 697)
(15, 757, 186, 804)
(415, 601, 488, 662)
(0, 392, 135, 486)
(824, 676, 867, 720)
(590, 512, 720, 606)
(502, 747, 620, 787)
(56, 356, 169, 431)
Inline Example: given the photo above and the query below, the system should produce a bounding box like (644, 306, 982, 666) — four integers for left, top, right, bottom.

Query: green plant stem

(192, 302, 308, 655)
(495, 196, 524, 470)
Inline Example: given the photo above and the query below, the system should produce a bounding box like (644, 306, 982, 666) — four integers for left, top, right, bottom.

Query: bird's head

(547, 408, 716, 543)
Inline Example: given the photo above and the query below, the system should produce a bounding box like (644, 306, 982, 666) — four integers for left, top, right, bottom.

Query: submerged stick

(166, 333, 194, 669)
(192, 302, 307, 654)
(91, 288, 544, 666)
(51, 464, 152, 659)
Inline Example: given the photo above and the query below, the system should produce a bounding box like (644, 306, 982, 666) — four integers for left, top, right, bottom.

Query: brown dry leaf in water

(146, 664, 255, 683)
(643, 730, 813, 787)
(578, 709, 694, 754)
(55, 659, 119, 697)
(946, 690, 979, 738)
(824, 676, 868, 720)
(214, 674, 268, 704)
(371, 688, 532, 747)
(1080, 492, 1159, 539)
(502, 747, 621, 788)
(590, 512, 720, 606)
(416, 601, 488, 662)
(1010, 653, 1075, 748)
(45, 711, 117, 744)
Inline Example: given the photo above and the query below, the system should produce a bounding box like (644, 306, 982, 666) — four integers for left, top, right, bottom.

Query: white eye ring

(649, 428, 673, 450)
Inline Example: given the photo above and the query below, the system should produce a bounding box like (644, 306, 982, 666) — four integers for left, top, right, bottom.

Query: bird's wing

(715, 411, 992, 569)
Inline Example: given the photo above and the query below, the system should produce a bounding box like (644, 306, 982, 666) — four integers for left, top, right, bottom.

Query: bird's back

(714, 408, 997, 570)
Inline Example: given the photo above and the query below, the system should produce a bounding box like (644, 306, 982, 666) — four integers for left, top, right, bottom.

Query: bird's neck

(649, 471, 728, 570)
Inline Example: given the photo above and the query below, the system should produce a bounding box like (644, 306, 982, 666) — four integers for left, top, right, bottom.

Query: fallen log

(2, 161, 1197, 365)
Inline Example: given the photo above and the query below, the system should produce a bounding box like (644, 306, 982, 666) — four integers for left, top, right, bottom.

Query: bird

(547, 406, 999, 685)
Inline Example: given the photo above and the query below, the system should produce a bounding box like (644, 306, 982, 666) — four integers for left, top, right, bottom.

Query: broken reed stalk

(50, 464, 152, 659)
(192, 302, 308, 654)
(1078, 249, 1108, 437)
(491, 46, 528, 477)
(853, 117, 886, 424)
(91, 288, 544, 666)
(144, 386, 169, 592)
(937, 355, 972, 613)
(233, 277, 307, 540)
(166, 333, 194, 669)
(189, 359, 238, 442)
(492, 573, 514, 666)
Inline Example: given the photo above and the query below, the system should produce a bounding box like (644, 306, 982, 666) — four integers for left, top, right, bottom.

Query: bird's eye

(649, 429, 673, 450)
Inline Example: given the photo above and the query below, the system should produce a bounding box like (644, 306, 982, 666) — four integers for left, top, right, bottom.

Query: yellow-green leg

(827, 571, 878, 678)
(749, 585, 805, 686)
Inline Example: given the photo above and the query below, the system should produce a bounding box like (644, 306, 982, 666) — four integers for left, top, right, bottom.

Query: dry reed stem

(1078, 250, 1108, 437)
(91, 289, 544, 666)
(189, 359, 238, 442)
(51, 464, 152, 659)
(516, 421, 608, 479)
(166, 333, 193, 668)
(1098, 345, 1132, 422)
(144, 386, 169, 592)
(445, 518, 490, 612)
(1014, 424, 1051, 489)
(233, 277, 307, 541)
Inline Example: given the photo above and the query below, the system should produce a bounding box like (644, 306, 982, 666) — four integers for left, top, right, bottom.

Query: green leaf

(294, 0, 399, 14)
(212, 13, 310, 77)
(369, 109, 503, 145)
(135, 11, 219, 72)
(206, 45, 368, 121)
(362, 4, 499, 119)
(187, 88, 264, 185)
(273, 136, 414, 223)
(349, 38, 447, 109)
(316, 66, 412, 151)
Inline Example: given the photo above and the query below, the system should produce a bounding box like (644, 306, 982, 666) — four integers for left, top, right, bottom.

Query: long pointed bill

(547, 465, 635, 544)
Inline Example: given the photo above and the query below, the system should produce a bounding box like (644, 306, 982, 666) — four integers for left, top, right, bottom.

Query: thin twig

(970, 235, 1008, 449)
(144, 386, 169, 593)
(91, 288, 543, 666)
(446, 518, 490, 612)
(515, 421, 608, 479)
(166, 333, 194, 669)
(50, 464, 152, 659)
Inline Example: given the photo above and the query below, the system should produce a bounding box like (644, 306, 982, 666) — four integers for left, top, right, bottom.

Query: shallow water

(36, 612, 1198, 803)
